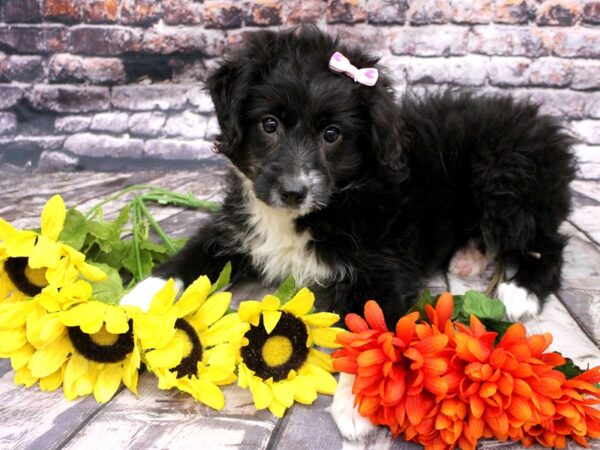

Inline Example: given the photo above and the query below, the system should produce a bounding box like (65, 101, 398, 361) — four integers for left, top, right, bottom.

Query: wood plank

(0, 360, 107, 450)
(572, 180, 600, 204)
(60, 372, 279, 450)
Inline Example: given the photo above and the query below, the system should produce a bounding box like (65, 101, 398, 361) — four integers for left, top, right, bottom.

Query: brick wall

(0, 0, 599, 178)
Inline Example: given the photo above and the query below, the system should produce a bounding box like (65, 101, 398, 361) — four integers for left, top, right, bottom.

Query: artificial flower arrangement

(0, 190, 599, 449)
(0, 191, 341, 414)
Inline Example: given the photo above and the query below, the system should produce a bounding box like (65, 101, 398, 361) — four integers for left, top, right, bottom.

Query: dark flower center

(5, 257, 47, 297)
(68, 319, 134, 363)
(170, 318, 203, 378)
(242, 312, 309, 382)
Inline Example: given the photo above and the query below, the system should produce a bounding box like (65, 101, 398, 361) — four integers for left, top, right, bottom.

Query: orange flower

(522, 366, 600, 448)
(334, 293, 600, 450)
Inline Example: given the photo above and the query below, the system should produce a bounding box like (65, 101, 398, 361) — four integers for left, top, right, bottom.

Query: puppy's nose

(279, 181, 308, 207)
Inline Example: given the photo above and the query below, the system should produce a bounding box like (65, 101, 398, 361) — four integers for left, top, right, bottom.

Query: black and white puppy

(123, 26, 576, 438)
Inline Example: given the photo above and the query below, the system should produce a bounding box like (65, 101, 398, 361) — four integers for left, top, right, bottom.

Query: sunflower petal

(280, 288, 313, 316)
(94, 364, 122, 403)
(249, 376, 274, 410)
(176, 276, 211, 318)
(302, 312, 340, 328)
(263, 310, 282, 334)
(193, 292, 231, 327)
(238, 300, 262, 326)
(41, 195, 66, 241)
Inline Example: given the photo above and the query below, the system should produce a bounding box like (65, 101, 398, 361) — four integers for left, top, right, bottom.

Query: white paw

(120, 277, 182, 312)
(331, 373, 378, 441)
(497, 282, 541, 322)
(449, 243, 490, 278)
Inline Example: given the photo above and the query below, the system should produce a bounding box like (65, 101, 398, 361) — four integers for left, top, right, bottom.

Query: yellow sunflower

(0, 195, 106, 304)
(133, 277, 245, 410)
(0, 280, 92, 391)
(236, 288, 343, 417)
(20, 283, 141, 403)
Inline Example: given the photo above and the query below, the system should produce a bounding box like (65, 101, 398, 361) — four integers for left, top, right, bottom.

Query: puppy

(123, 26, 576, 438)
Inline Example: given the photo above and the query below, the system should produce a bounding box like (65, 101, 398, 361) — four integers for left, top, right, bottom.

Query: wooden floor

(1, 168, 599, 450)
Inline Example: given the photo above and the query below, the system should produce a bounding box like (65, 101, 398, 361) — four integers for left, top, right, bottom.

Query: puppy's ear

(205, 59, 255, 156)
(206, 31, 278, 155)
(368, 86, 409, 183)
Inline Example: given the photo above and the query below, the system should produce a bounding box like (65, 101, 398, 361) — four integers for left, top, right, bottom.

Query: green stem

(137, 199, 178, 255)
(131, 199, 144, 282)
(85, 184, 158, 219)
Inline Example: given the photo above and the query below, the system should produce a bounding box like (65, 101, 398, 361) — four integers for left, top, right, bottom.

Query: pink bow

(328, 52, 379, 87)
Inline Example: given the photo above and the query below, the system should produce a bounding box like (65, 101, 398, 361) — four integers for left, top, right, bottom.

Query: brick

(494, 0, 531, 24)
(409, 0, 450, 24)
(145, 139, 215, 160)
(203, 1, 243, 29)
(0, 25, 68, 54)
(245, 0, 283, 26)
(169, 57, 207, 83)
(488, 57, 530, 86)
(64, 133, 144, 158)
(406, 55, 489, 86)
(2, 0, 42, 23)
(43, 0, 82, 23)
(508, 88, 589, 119)
(585, 92, 600, 118)
(541, 27, 600, 57)
(204, 116, 221, 140)
(90, 112, 130, 133)
(28, 85, 110, 113)
(0, 136, 65, 151)
(390, 26, 469, 56)
(324, 25, 385, 50)
(83, 0, 119, 22)
(4, 56, 45, 83)
(164, 112, 206, 139)
(112, 85, 190, 111)
(55, 115, 92, 133)
(163, 0, 203, 25)
(187, 87, 215, 113)
(449, 0, 492, 24)
(0, 112, 17, 135)
(536, 0, 581, 26)
(0, 84, 25, 109)
(326, 0, 367, 24)
(120, 0, 162, 25)
(287, 0, 326, 23)
(37, 151, 80, 172)
(49, 54, 126, 85)
(128, 112, 167, 137)
(571, 60, 600, 90)
(570, 120, 600, 145)
(367, 0, 409, 24)
(574, 145, 600, 179)
(469, 26, 550, 56)
(141, 27, 226, 56)
(69, 26, 142, 56)
(528, 57, 571, 87)
(583, 1, 600, 23)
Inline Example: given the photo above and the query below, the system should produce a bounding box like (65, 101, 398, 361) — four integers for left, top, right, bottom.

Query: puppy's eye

(262, 117, 278, 134)
(323, 126, 340, 143)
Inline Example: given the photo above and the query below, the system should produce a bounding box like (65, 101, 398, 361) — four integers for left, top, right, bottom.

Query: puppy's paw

(449, 244, 489, 278)
(497, 282, 540, 322)
(331, 373, 378, 441)
(120, 276, 181, 312)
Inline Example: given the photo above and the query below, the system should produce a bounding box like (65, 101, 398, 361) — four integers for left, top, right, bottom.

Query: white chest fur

(240, 184, 336, 287)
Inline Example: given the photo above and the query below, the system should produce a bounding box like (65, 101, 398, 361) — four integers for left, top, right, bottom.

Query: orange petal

(467, 338, 491, 362)
(357, 349, 387, 367)
(424, 375, 448, 396)
(396, 312, 419, 344)
(364, 300, 388, 332)
(470, 396, 485, 419)
(414, 334, 448, 355)
(345, 314, 369, 332)
(406, 394, 426, 425)
(435, 292, 454, 326)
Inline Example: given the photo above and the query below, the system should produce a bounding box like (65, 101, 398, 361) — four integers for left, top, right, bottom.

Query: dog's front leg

(121, 215, 253, 310)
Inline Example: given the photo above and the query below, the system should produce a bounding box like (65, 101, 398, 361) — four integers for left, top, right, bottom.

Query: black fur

(156, 26, 577, 324)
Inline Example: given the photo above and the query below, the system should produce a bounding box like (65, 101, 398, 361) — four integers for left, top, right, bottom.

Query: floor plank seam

(54, 387, 123, 450)
(264, 413, 291, 450)
(555, 291, 600, 350)
(567, 219, 600, 248)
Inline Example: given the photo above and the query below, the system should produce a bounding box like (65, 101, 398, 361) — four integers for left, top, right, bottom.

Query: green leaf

(88, 263, 124, 305)
(210, 262, 232, 294)
(58, 208, 89, 250)
(274, 275, 298, 303)
(409, 290, 437, 321)
(122, 245, 154, 282)
(462, 291, 506, 322)
(555, 355, 585, 379)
